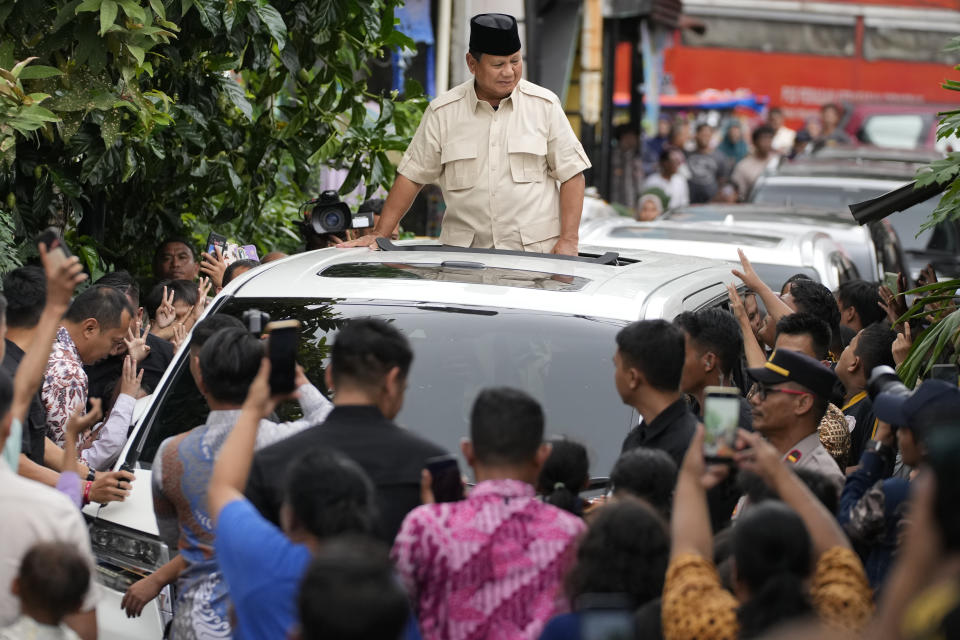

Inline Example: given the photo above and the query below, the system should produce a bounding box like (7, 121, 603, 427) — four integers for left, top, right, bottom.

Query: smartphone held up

(703, 386, 740, 461)
(425, 454, 465, 503)
(265, 320, 300, 394)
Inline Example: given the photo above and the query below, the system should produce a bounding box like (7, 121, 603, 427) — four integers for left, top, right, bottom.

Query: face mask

(1, 418, 21, 472)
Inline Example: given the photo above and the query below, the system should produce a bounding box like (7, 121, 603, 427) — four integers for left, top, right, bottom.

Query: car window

(860, 115, 926, 149)
(752, 184, 884, 209)
(132, 298, 634, 477)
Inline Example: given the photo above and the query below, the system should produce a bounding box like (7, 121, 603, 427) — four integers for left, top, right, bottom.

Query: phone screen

(883, 272, 899, 293)
(425, 455, 464, 503)
(206, 232, 227, 256)
(703, 387, 740, 459)
(266, 320, 299, 394)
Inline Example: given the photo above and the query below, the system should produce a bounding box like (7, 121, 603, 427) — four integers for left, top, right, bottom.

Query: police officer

(339, 13, 591, 256)
(746, 348, 845, 487)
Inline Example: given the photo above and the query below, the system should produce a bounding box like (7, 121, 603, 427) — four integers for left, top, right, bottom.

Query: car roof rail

(374, 238, 621, 265)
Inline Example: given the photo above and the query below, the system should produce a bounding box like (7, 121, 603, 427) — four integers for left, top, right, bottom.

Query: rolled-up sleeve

(661, 553, 739, 640)
(810, 547, 873, 634)
(397, 106, 442, 186)
(546, 101, 590, 184)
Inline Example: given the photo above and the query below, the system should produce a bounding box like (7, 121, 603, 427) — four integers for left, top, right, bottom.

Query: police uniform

(396, 14, 591, 252)
(783, 431, 845, 488)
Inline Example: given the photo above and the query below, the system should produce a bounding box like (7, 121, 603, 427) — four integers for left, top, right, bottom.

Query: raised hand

(38, 243, 87, 309)
(892, 322, 912, 367)
(65, 398, 103, 443)
(186, 277, 212, 328)
(170, 322, 188, 352)
(154, 286, 177, 329)
(124, 320, 151, 363)
(119, 355, 144, 398)
(200, 245, 228, 289)
(731, 248, 764, 293)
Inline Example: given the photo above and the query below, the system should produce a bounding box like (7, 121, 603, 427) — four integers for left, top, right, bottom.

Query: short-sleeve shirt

(786, 431, 845, 488)
(0, 461, 99, 627)
(398, 79, 591, 250)
(2, 339, 47, 463)
(215, 499, 311, 640)
(392, 479, 585, 640)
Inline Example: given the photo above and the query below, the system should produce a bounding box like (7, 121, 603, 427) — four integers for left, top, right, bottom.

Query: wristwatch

(86, 468, 96, 482)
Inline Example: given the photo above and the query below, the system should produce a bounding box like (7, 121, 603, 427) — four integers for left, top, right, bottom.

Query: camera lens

(323, 209, 344, 230)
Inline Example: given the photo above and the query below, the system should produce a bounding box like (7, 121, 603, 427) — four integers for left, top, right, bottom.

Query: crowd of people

(610, 103, 853, 217)
(0, 229, 958, 640)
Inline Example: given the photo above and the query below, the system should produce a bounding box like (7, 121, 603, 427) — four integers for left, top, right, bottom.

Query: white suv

(84, 243, 741, 639)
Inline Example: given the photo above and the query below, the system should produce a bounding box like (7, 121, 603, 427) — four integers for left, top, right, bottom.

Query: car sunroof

(607, 227, 782, 248)
(319, 262, 591, 291)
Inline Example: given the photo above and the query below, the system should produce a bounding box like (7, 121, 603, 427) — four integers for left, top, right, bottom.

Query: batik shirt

(41, 328, 87, 446)
(152, 385, 331, 640)
(392, 479, 585, 640)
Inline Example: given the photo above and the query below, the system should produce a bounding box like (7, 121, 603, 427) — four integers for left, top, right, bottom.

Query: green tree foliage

(0, 0, 425, 276)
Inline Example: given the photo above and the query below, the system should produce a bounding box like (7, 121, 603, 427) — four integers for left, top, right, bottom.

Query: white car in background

(579, 218, 860, 290)
(85, 242, 746, 639)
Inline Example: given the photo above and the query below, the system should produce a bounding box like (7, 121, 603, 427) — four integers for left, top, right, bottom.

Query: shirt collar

(842, 391, 868, 412)
(468, 478, 535, 500)
(467, 80, 519, 113)
(784, 431, 821, 461)
(641, 397, 690, 438)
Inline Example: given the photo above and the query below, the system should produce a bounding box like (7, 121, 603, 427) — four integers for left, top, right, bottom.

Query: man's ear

(795, 393, 815, 417)
(703, 352, 716, 373)
(324, 365, 334, 393)
(848, 353, 862, 375)
(82, 318, 99, 338)
(383, 366, 403, 399)
(10, 576, 18, 598)
(461, 438, 475, 467)
(534, 442, 552, 468)
(629, 366, 644, 391)
(466, 51, 477, 74)
(0, 412, 11, 449)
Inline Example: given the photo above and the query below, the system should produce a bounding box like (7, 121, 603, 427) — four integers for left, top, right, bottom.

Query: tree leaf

(149, 0, 166, 20)
(255, 3, 287, 49)
(99, 0, 118, 36)
(219, 75, 252, 120)
(339, 158, 363, 195)
(75, 0, 102, 13)
(116, 0, 145, 22)
(18, 65, 64, 80)
(126, 44, 145, 67)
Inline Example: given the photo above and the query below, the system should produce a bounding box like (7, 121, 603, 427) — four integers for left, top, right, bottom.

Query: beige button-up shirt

(787, 431, 845, 488)
(398, 78, 591, 250)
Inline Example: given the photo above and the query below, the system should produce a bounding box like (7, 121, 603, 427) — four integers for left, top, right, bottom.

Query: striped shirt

(392, 479, 585, 640)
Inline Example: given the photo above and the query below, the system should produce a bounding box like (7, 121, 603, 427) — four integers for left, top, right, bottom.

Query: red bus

(663, 0, 960, 132)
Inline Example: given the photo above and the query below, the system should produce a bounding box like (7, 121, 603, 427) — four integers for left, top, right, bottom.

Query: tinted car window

(133, 299, 634, 478)
(753, 184, 950, 254)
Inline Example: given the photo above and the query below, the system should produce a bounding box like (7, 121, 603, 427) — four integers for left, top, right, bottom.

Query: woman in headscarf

(717, 121, 749, 170)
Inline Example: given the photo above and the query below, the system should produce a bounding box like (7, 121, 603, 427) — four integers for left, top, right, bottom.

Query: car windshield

(753, 184, 949, 253)
(133, 298, 634, 479)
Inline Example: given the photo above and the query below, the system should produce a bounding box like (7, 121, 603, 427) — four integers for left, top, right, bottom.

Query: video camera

(302, 191, 375, 236)
(868, 365, 960, 432)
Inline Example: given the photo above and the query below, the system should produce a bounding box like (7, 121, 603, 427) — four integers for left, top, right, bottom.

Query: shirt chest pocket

(508, 136, 547, 183)
(440, 141, 479, 191)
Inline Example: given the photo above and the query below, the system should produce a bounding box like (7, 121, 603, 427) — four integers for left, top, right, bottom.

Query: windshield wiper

(416, 305, 499, 316)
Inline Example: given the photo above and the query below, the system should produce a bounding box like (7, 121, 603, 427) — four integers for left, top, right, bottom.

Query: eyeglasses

(756, 383, 812, 401)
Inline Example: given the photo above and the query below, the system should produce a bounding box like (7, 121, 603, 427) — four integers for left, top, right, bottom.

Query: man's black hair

(752, 124, 775, 145)
(197, 327, 263, 404)
(96, 271, 140, 307)
(16, 542, 90, 622)
(769, 106, 783, 117)
(0, 293, 5, 327)
(775, 313, 832, 361)
(330, 318, 413, 390)
(609, 447, 678, 519)
(0, 368, 12, 419)
(836, 280, 884, 327)
(695, 122, 712, 134)
(788, 279, 841, 335)
(470, 387, 544, 465)
(821, 102, 841, 114)
(189, 315, 246, 352)
(780, 273, 813, 296)
(854, 322, 896, 377)
(658, 147, 676, 163)
(298, 537, 410, 640)
(674, 309, 743, 377)
(64, 284, 133, 330)
(153, 237, 197, 265)
(222, 259, 259, 289)
(358, 199, 386, 215)
(284, 449, 378, 539)
(615, 319, 686, 392)
(144, 279, 198, 319)
(738, 467, 839, 518)
(2, 266, 45, 329)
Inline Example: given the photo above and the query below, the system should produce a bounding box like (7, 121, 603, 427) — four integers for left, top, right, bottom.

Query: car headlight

(86, 519, 170, 591)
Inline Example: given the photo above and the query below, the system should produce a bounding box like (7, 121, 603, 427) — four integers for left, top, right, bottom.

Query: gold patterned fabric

(662, 547, 873, 640)
(818, 403, 850, 469)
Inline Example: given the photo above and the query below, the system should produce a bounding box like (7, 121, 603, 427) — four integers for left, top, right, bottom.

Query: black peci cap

(748, 348, 838, 400)
(469, 13, 522, 56)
